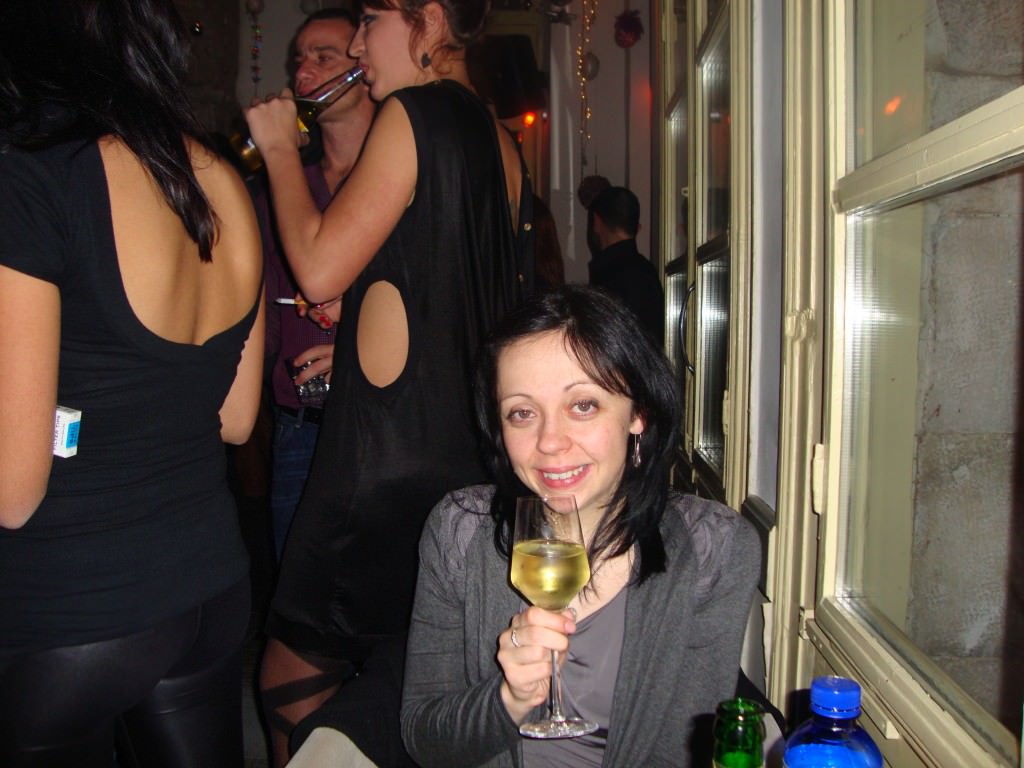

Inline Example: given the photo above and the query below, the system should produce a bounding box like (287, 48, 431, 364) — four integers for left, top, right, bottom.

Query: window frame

(809, 2, 1024, 765)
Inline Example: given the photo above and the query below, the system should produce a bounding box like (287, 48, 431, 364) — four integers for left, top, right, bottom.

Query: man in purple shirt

(259, 9, 375, 560)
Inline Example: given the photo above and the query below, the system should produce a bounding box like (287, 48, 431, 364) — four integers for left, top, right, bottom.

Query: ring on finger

(510, 628, 521, 648)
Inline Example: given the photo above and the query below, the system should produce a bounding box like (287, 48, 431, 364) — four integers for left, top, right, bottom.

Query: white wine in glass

(510, 495, 599, 739)
(511, 539, 589, 610)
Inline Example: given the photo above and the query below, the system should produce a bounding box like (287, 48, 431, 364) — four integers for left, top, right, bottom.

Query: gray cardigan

(400, 485, 761, 767)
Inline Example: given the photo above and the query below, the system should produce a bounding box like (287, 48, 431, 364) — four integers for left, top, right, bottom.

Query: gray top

(521, 587, 626, 767)
(400, 485, 761, 768)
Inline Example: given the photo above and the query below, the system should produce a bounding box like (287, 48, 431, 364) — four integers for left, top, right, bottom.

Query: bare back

(99, 136, 265, 444)
(100, 136, 263, 346)
(1, 136, 264, 527)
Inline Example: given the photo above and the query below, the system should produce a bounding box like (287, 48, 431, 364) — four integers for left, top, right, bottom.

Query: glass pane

(854, 0, 1024, 165)
(707, 0, 726, 31)
(839, 167, 1024, 759)
(671, 0, 688, 89)
(695, 243, 729, 484)
(694, 7, 729, 500)
(702, 17, 729, 241)
(670, 104, 689, 262)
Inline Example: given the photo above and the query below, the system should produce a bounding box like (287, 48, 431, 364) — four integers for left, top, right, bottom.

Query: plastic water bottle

(782, 676, 883, 767)
(713, 697, 765, 767)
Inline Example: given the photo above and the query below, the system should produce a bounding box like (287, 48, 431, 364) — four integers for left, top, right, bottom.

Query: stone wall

(910, 0, 1023, 730)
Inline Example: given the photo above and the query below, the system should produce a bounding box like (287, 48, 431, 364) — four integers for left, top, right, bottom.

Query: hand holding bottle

(235, 67, 365, 175)
(243, 87, 303, 156)
(290, 345, 333, 385)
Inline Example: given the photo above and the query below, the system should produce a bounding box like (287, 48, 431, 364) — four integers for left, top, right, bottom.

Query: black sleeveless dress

(266, 80, 526, 660)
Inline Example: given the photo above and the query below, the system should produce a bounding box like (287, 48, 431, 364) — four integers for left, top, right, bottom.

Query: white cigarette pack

(54, 406, 82, 458)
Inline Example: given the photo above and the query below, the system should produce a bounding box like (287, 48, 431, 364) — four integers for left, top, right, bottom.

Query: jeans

(271, 407, 321, 561)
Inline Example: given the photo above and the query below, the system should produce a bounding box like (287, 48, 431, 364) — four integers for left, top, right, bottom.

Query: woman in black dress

(245, 0, 530, 763)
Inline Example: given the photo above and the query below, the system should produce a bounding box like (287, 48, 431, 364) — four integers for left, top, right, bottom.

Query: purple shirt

(259, 164, 336, 410)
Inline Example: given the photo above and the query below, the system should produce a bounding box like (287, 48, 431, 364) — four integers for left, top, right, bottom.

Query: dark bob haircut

(474, 284, 682, 582)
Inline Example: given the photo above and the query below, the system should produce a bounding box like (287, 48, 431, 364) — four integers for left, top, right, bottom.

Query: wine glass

(510, 495, 599, 739)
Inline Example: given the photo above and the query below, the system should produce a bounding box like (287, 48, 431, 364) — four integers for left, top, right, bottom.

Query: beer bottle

(713, 697, 765, 768)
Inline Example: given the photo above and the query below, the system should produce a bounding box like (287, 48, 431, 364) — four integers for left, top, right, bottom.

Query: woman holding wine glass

(401, 285, 761, 767)
(244, 0, 531, 763)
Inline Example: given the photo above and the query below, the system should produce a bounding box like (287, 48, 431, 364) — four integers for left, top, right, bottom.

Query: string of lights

(575, 0, 597, 169)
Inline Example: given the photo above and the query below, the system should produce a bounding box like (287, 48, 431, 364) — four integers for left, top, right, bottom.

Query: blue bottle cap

(810, 676, 862, 718)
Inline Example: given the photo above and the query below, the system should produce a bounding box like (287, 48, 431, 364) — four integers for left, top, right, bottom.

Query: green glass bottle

(713, 697, 765, 768)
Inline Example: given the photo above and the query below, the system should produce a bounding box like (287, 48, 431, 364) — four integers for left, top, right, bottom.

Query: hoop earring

(632, 432, 643, 468)
(420, 52, 432, 69)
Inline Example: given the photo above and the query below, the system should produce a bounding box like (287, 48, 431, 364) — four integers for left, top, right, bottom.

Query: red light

(884, 96, 902, 116)
(522, 111, 537, 128)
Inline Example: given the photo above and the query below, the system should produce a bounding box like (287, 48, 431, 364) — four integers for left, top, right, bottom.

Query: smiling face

(496, 330, 644, 529)
(348, 6, 430, 101)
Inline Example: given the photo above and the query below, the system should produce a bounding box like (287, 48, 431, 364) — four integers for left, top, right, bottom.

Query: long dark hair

(475, 285, 682, 583)
(0, 0, 219, 261)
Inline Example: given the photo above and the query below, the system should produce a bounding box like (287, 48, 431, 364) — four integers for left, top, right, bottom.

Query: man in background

(260, 8, 375, 561)
(587, 185, 665, 347)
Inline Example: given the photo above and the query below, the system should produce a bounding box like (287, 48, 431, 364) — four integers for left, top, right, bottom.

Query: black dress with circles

(266, 80, 530, 661)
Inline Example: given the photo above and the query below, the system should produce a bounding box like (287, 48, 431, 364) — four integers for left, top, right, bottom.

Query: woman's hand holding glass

(507, 495, 598, 739)
(498, 604, 577, 723)
(290, 344, 334, 386)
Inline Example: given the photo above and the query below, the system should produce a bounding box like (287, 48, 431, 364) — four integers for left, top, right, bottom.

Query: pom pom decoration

(246, 1, 264, 98)
(613, 9, 643, 48)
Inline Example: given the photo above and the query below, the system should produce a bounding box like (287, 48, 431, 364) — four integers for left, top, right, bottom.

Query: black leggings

(0, 578, 250, 768)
